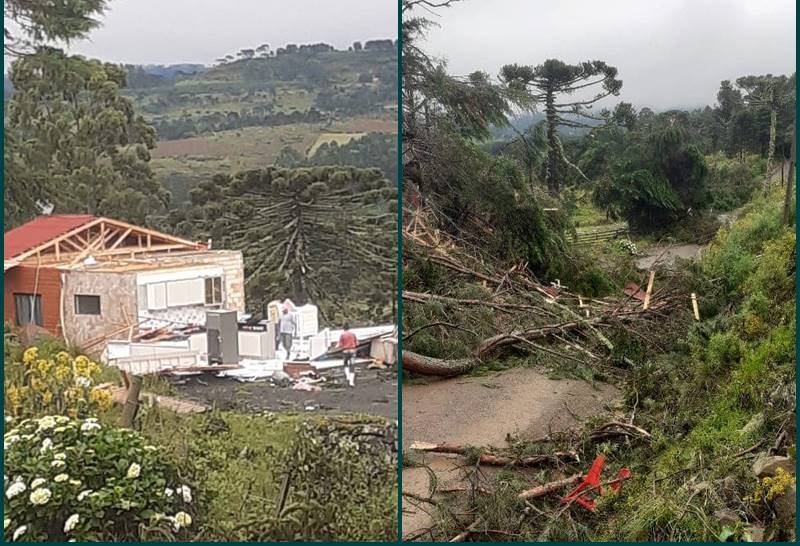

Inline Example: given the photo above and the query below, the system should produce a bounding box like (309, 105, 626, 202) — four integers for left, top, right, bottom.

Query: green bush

(3, 416, 197, 542)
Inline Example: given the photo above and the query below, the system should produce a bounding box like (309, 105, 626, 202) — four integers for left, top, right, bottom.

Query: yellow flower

(7, 386, 21, 409)
(89, 389, 112, 411)
(88, 361, 101, 377)
(36, 359, 53, 374)
(55, 365, 70, 381)
(56, 351, 71, 365)
(41, 390, 53, 405)
(30, 378, 45, 392)
(23, 347, 38, 364)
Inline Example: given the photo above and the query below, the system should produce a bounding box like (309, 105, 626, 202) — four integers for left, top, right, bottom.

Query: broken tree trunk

(119, 374, 143, 428)
(518, 474, 583, 499)
(403, 351, 477, 377)
(474, 318, 604, 359)
(410, 441, 579, 467)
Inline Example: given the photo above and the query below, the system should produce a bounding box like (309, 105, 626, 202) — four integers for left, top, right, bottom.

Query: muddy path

(401, 367, 619, 540)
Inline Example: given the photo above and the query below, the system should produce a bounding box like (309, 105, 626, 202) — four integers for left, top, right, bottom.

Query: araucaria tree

(171, 166, 397, 325)
(735, 74, 794, 188)
(500, 59, 622, 195)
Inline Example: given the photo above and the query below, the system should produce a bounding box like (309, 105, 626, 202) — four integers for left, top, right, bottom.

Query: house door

(14, 293, 43, 326)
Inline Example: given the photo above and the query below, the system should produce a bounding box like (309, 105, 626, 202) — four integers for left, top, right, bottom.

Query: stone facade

(62, 270, 137, 347)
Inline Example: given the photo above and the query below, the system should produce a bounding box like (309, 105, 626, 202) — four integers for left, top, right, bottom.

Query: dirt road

(635, 243, 705, 270)
(401, 367, 619, 540)
(173, 366, 398, 419)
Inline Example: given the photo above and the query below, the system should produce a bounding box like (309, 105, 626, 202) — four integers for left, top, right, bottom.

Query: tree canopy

(4, 48, 168, 228)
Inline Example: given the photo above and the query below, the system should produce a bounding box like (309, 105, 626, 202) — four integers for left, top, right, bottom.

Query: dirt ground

(636, 243, 705, 270)
(172, 365, 398, 419)
(401, 366, 620, 541)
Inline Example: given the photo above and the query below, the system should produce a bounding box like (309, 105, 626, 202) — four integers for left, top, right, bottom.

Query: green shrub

(3, 416, 197, 542)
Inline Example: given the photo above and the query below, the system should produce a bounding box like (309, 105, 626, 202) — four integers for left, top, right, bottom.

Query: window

(75, 295, 101, 315)
(205, 276, 223, 305)
(14, 294, 43, 326)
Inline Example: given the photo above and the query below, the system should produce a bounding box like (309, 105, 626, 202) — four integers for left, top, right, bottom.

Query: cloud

(417, 0, 795, 109)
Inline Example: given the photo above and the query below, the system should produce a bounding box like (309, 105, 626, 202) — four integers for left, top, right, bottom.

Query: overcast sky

(416, 0, 795, 109)
(12, 0, 396, 66)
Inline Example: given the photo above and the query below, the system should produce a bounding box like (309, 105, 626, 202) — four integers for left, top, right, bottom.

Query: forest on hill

(401, 0, 795, 541)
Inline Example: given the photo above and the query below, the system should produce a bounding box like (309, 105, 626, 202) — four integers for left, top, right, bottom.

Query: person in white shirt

(278, 307, 296, 358)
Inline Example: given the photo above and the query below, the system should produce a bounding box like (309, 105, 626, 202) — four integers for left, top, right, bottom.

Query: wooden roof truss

(6, 217, 204, 269)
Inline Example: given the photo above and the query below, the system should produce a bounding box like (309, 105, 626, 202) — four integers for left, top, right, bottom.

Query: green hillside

(123, 48, 398, 205)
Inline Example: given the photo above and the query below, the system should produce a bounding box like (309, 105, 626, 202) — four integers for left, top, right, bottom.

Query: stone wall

(62, 270, 137, 348)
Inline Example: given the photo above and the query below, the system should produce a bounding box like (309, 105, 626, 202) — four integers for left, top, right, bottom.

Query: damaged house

(3, 215, 245, 351)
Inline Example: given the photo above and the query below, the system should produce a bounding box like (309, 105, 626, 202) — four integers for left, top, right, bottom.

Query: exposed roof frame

(7, 217, 204, 267)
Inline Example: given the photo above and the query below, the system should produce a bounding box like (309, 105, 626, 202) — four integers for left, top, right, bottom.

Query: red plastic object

(561, 455, 631, 511)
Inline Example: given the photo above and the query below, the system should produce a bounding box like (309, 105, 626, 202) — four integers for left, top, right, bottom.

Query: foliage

(705, 152, 764, 211)
(4, 336, 111, 420)
(133, 409, 396, 542)
(5, 48, 168, 228)
(169, 166, 396, 324)
(4, 0, 107, 55)
(3, 415, 196, 542)
(266, 418, 398, 541)
(596, 194, 796, 541)
(591, 122, 710, 233)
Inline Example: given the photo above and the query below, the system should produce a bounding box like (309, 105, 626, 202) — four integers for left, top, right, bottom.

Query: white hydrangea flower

(51, 459, 66, 468)
(55, 416, 69, 424)
(69, 479, 81, 487)
(4, 517, 10, 530)
(4, 415, 12, 423)
(12, 525, 27, 540)
(80, 421, 101, 433)
(4, 434, 20, 450)
(54, 474, 69, 483)
(29, 487, 52, 505)
(30, 478, 46, 489)
(173, 511, 192, 531)
(126, 463, 141, 479)
(64, 513, 80, 533)
(5, 480, 26, 499)
(178, 485, 192, 503)
(37, 416, 56, 430)
(40, 437, 53, 453)
(144, 445, 157, 451)
(54, 452, 67, 460)
(164, 487, 174, 497)
(77, 489, 93, 501)
(54, 426, 66, 433)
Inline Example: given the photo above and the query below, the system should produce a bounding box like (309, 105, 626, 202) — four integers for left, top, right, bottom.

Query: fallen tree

(402, 351, 478, 377)
(410, 441, 579, 467)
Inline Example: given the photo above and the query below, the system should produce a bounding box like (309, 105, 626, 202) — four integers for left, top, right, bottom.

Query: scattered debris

(561, 455, 631, 512)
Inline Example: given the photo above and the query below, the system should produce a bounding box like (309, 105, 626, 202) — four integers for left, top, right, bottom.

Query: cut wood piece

(119, 374, 143, 428)
(643, 271, 655, 310)
(691, 293, 700, 320)
(403, 351, 477, 377)
(410, 442, 579, 467)
(518, 474, 583, 499)
(589, 421, 652, 442)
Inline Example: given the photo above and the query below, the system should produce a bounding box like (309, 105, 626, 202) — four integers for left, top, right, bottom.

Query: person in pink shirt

(338, 324, 358, 387)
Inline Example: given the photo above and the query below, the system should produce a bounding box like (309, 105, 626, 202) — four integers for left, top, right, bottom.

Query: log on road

(402, 350, 478, 377)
